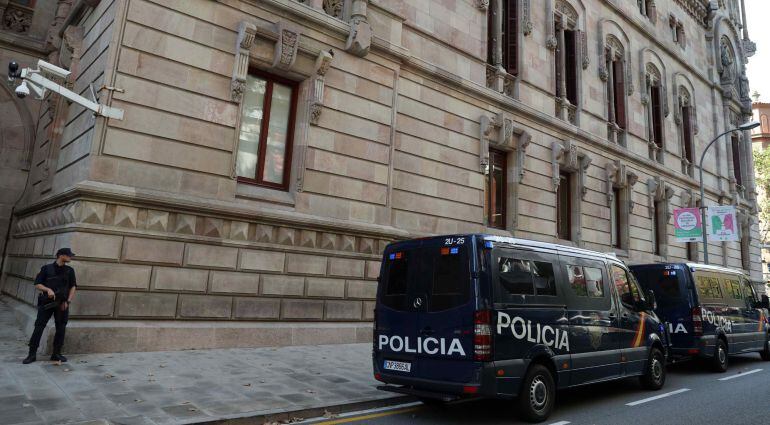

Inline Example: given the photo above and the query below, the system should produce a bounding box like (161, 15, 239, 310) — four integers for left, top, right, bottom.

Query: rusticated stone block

(340, 235, 355, 252)
(320, 233, 337, 250)
(55, 232, 123, 260)
(363, 301, 375, 320)
(69, 290, 116, 317)
(77, 262, 152, 289)
(122, 237, 184, 265)
(328, 257, 365, 278)
(377, 240, 390, 254)
(306, 278, 345, 298)
(78, 201, 107, 224)
(261, 275, 305, 296)
(365, 261, 381, 279)
(209, 271, 259, 294)
(325, 300, 363, 320)
(152, 267, 208, 292)
(239, 249, 285, 272)
(179, 295, 232, 318)
(358, 238, 375, 254)
(281, 299, 324, 319)
(285, 253, 327, 275)
(117, 292, 178, 317)
(233, 297, 281, 319)
(185, 244, 238, 269)
(346, 280, 377, 299)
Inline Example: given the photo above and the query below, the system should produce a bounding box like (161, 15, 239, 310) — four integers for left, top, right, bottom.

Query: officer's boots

(50, 347, 67, 363)
(22, 347, 36, 364)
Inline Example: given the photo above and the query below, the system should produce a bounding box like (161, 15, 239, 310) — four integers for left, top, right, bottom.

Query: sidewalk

(0, 297, 400, 425)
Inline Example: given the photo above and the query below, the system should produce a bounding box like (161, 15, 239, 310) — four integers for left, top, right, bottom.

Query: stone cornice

(673, 0, 710, 25)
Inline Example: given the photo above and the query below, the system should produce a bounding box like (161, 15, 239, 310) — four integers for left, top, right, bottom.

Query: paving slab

(0, 296, 398, 424)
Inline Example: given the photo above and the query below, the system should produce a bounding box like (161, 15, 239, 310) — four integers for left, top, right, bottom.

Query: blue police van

(373, 235, 667, 422)
(630, 263, 770, 372)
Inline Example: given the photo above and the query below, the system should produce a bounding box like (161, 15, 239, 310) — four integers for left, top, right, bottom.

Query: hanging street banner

(674, 208, 702, 242)
(707, 205, 740, 242)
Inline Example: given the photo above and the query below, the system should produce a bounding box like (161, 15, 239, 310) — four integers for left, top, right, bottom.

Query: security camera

(15, 81, 29, 98)
(8, 61, 20, 81)
(37, 59, 70, 80)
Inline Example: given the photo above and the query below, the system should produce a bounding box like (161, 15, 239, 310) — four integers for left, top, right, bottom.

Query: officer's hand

(46, 288, 55, 299)
(60, 302, 68, 311)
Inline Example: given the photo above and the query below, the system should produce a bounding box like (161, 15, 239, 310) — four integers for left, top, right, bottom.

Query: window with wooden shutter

(502, 0, 518, 76)
(554, 17, 563, 98)
(557, 172, 572, 241)
(487, 149, 507, 229)
(651, 86, 663, 151)
(612, 60, 626, 128)
(564, 30, 578, 105)
(732, 134, 743, 187)
(487, 0, 496, 65)
(682, 106, 694, 165)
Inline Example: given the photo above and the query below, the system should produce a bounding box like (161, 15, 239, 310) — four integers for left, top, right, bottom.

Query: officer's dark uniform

(25, 253, 77, 363)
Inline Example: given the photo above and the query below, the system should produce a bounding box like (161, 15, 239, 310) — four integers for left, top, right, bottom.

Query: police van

(630, 263, 770, 372)
(373, 235, 668, 422)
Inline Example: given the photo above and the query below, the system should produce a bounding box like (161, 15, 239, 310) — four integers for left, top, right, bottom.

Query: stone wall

(0, 0, 764, 352)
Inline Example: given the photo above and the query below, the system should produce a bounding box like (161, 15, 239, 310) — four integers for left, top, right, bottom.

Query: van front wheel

(640, 347, 666, 390)
(760, 338, 770, 361)
(517, 364, 555, 423)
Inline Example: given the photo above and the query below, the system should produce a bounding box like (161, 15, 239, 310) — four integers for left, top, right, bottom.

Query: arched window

(548, 0, 585, 126)
(605, 35, 627, 146)
(761, 114, 769, 133)
(644, 64, 665, 162)
(678, 87, 695, 177)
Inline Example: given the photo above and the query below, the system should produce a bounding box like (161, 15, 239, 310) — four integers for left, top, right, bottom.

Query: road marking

(718, 368, 763, 381)
(625, 388, 691, 406)
(300, 402, 422, 424)
(548, 421, 571, 425)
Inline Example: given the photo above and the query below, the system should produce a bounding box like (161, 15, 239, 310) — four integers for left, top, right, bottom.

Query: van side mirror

(645, 290, 657, 311)
(758, 294, 770, 310)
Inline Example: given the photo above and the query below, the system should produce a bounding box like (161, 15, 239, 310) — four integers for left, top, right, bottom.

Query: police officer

(23, 248, 77, 364)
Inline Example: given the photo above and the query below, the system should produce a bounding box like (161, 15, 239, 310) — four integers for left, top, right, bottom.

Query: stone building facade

(0, 0, 763, 353)
(752, 101, 770, 286)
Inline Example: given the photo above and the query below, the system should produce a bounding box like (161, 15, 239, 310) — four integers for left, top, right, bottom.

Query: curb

(197, 395, 414, 424)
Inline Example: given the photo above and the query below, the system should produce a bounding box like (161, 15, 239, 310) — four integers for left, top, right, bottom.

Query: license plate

(383, 360, 411, 372)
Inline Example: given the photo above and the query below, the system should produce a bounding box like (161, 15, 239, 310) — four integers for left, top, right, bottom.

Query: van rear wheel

(760, 338, 770, 361)
(712, 339, 728, 373)
(517, 364, 555, 423)
(640, 347, 666, 390)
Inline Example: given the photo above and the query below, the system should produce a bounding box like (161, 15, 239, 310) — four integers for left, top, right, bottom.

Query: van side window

(724, 278, 742, 300)
(741, 278, 757, 306)
(498, 257, 534, 295)
(430, 247, 470, 312)
(383, 251, 409, 310)
(567, 265, 604, 297)
(497, 257, 557, 297)
(695, 275, 723, 299)
(612, 265, 640, 307)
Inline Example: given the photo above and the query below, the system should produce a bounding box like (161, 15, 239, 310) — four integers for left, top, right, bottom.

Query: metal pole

(698, 128, 741, 264)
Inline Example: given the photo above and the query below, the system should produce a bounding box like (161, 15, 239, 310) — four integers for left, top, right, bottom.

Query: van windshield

(380, 244, 471, 312)
(630, 265, 686, 306)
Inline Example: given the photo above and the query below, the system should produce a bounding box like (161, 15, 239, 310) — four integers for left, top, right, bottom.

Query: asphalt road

(302, 353, 770, 425)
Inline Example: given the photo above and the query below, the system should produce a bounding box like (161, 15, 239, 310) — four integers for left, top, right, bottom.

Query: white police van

(373, 234, 667, 422)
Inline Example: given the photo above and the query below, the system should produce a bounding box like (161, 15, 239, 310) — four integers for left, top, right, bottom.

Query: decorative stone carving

(479, 113, 531, 182)
(719, 36, 736, 85)
(309, 50, 334, 126)
(647, 177, 674, 221)
(358, 238, 375, 254)
(300, 230, 318, 248)
(522, 0, 533, 36)
(231, 21, 256, 102)
(276, 227, 296, 245)
(203, 218, 224, 238)
(256, 224, 274, 243)
(274, 23, 301, 71)
(114, 206, 139, 229)
(580, 30, 590, 70)
(79, 201, 106, 225)
(1, 2, 32, 33)
(554, 0, 578, 25)
(743, 38, 756, 58)
(345, 0, 371, 57)
(323, 0, 344, 18)
(146, 210, 169, 232)
(552, 140, 592, 199)
(340, 235, 356, 252)
(474, 0, 489, 10)
(230, 221, 249, 241)
(174, 214, 196, 235)
(320, 233, 337, 250)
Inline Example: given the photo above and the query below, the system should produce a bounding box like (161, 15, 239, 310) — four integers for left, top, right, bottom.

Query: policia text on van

(373, 235, 668, 422)
(631, 263, 770, 372)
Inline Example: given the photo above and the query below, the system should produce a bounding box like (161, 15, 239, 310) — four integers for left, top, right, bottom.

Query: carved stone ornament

(522, 0, 533, 36)
(273, 23, 301, 71)
(308, 49, 334, 125)
(580, 30, 590, 70)
(647, 177, 674, 221)
(345, 0, 371, 57)
(552, 140, 592, 199)
(743, 38, 757, 58)
(606, 160, 639, 210)
(480, 113, 531, 183)
(230, 21, 257, 102)
(474, 0, 489, 10)
(1, 2, 32, 33)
